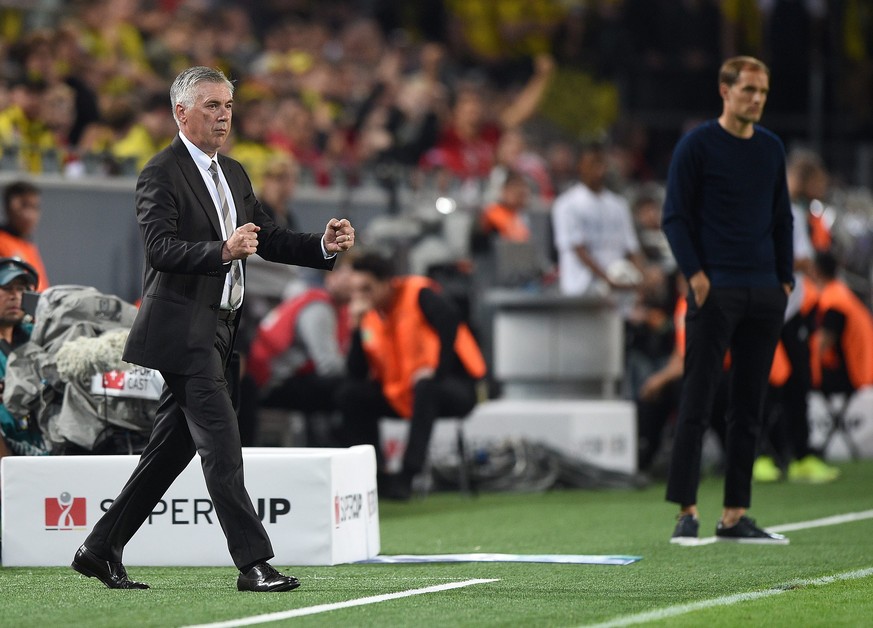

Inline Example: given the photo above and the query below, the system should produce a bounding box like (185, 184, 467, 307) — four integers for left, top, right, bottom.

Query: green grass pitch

(3, 459, 873, 627)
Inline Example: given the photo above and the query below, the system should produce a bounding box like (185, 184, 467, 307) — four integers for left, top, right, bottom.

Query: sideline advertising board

(1, 446, 379, 567)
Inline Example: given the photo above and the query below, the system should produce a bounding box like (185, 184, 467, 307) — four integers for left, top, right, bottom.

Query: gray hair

(169, 66, 234, 127)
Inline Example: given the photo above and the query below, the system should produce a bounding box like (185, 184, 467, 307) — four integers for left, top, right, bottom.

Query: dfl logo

(45, 492, 87, 530)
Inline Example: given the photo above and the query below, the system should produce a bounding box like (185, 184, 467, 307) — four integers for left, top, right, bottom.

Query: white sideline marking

(584, 567, 873, 627)
(183, 578, 499, 628)
(768, 509, 873, 533)
(674, 509, 873, 546)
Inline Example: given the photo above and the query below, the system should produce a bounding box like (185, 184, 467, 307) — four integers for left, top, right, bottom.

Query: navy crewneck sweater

(662, 120, 794, 288)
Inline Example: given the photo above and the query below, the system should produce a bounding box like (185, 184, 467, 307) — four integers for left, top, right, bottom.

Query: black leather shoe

(71, 545, 150, 589)
(237, 562, 300, 592)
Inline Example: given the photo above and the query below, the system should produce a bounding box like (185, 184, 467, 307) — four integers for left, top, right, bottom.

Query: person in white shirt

(551, 143, 644, 297)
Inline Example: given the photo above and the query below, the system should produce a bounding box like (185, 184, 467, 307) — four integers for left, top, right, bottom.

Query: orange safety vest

(359, 276, 486, 418)
(675, 295, 790, 386)
(480, 202, 530, 242)
(811, 279, 873, 390)
(0, 230, 50, 292)
(808, 212, 831, 253)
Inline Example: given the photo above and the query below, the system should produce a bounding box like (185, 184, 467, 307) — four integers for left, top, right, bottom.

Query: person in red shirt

(247, 263, 353, 446)
(421, 54, 555, 183)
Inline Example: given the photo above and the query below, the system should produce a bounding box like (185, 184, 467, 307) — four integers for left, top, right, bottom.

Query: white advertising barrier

(808, 388, 873, 460)
(1, 445, 380, 567)
(465, 399, 636, 474)
(380, 399, 636, 475)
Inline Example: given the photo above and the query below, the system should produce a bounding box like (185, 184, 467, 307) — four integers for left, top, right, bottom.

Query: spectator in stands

(421, 53, 555, 187)
(0, 180, 49, 292)
(257, 154, 301, 231)
(39, 81, 78, 173)
(266, 97, 331, 187)
(355, 45, 444, 213)
(662, 56, 793, 545)
(445, 0, 563, 85)
(482, 128, 554, 205)
(110, 91, 176, 174)
(17, 28, 102, 150)
(0, 257, 45, 458)
(551, 141, 644, 297)
(810, 250, 873, 399)
(228, 89, 284, 191)
(247, 261, 353, 447)
(544, 139, 578, 195)
(0, 77, 55, 173)
(79, 92, 175, 176)
(786, 148, 832, 253)
(338, 251, 486, 500)
(70, 0, 163, 97)
(476, 170, 532, 245)
(76, 95, 139, 175)
(631, 184, 674, 272)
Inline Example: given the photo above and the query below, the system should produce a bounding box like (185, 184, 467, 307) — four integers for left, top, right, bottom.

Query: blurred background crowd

(2, 0, 872, 288)
(1, 1, 871, 183)
(1, 0, 873, 480)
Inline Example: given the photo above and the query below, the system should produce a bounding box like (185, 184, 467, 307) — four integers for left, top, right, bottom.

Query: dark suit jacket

(123, 135, 334, 375)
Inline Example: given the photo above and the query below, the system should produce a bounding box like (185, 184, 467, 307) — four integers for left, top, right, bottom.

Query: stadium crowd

(1, 0, 873, 496)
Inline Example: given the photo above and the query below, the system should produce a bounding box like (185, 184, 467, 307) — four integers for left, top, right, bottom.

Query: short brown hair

(718, 56, 770, 87)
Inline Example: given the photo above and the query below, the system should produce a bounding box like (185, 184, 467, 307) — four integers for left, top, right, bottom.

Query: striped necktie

(209, 161, 242, 309)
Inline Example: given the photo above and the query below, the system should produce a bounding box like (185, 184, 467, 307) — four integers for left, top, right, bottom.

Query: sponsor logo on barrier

(45, 492, 86, 530)
(97, 497, 291, 525)
(334, 492, 363, 528)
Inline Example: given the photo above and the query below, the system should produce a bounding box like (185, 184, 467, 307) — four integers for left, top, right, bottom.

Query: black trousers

(83, 319, 273, 570)
(666, 286, 786, 509)
(338, 377, 477, 475)
(260, 373, 346, 446)
(758, 311, 816, 464)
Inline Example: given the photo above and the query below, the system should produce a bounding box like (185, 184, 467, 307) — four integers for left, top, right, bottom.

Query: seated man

(0, 257, 46, 458)
(810, 251, 873, 400)
(338, 251, 486, 500)
(246, 261, 353, 446)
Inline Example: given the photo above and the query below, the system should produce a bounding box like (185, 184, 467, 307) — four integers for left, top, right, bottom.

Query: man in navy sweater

(662, 56, 794, 545)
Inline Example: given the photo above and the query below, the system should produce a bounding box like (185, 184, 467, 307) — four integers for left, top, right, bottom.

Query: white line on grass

(584, 567, 873, 627)
(182, 578, 499, 628)
(673, 508, 873, 546)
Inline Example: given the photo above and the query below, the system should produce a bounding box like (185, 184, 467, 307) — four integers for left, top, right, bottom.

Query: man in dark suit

(71, 67, 355, 591)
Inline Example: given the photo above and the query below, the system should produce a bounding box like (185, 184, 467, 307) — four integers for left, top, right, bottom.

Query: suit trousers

(666, 286, 786, 509)
(83, 318, 273, 570)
